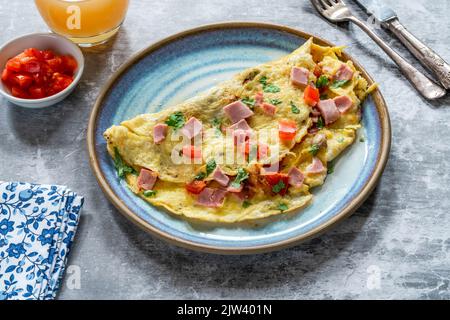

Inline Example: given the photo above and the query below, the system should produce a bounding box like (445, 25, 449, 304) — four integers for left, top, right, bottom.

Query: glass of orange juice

(34, 0, 130, 47)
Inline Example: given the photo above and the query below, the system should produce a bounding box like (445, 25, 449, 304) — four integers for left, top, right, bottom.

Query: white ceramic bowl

(0, 33, 84, 108)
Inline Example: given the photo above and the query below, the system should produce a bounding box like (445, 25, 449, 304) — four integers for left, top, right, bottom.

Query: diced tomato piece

(13, 74, 33, 89)
(278, 119, 297, 141)
(182, 145, 202, 160)
(11, 86, 29, 99)
(42, 50, 55, 60)
(313, 65, 322, 77)
(61, 55, 78, 74)
(53, 73, 73, 91)
(29, 86, 45, 99)
(6, 59, 21, 72)
(32, 72, 43, 86)
(264, 173, 289, 196)
(20, 57, 41, 73)
(185, 180, 207, 194)
(47, 57, 63, 72)
(1, 68, 12, 82)
(2, 48, 76, 100)
(303, 85, 320, 107)
(24, 48, 43, 60)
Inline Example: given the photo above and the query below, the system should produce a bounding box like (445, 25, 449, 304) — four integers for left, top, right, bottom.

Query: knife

(353, 0, 450, 90)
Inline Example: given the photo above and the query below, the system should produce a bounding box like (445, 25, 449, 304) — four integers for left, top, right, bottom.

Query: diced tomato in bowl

(0, 33, 84, 108)
(1, 47, 78, 101)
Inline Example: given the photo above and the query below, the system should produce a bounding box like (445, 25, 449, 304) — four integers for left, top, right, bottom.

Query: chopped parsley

(113, 147, 136, 179)
(165, 111, 185, 129)
(259, 76, 280, 93)
(242, 200, 252, 208)
(194, 159, 216, 180)
(329, 79, 349, 89)
(269, 99, 282, 105)
(272, 180, 286, 194)
(212, 117, 221, 128)
(230, 168, 249, 189)
(264, 84, 281, 93)
(206, 159, 217, 176)
(327, 163, 334, 174)
(242, 97, 256, 109)
(316, 117, 325, 129)
(212, 117, 222, 136)
(194, 172, 206, 180)
(143, 190, 157, 197)
(290, 101, 300, 114)
(309, 143, 320, 156)
(316, 75, 329, 88)
(278, 203, 288, 212)
(259, 76, 268, 86)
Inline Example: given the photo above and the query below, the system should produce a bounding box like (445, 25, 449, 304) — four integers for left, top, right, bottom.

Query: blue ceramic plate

(88, 22, 391, 254)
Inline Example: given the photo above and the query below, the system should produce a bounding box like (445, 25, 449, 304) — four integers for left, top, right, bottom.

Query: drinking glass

(35, 0, 130, 47)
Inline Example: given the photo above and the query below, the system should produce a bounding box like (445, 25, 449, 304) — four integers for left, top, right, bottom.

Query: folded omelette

(104, 38, 375, 223)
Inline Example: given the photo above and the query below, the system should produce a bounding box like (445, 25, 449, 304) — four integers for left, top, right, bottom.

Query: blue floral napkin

(0, 182, 83, 300)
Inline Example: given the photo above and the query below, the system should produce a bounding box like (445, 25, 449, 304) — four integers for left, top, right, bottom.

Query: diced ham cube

(228, 119, 251, 132)
(196, 188, 227, 208)
(317, 99, 340, 125)
(181, 117, 202, 139)
(312, 133, 327, 147)
(291, 66, 309, 88)
(334, 64, 354, 81)
(306, 157, 326, 174)
(137, 169, 158, 190)
(223, 101, 254, 123)
(260, 163, 280, 175)
(212, 166, 230, 187)
(261, 103, 277, 116)
(230, 191, 246, 201)
(322, 65, 334, 74)
(153, 123, 168, 144)
(333, 95, 353, 113)
(255, 92, 264, 107)
(233, 129, 252, 147)
(288, 167, 304, 187)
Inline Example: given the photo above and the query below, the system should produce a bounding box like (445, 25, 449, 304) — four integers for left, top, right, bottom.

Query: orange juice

(35, 0, 129, 46)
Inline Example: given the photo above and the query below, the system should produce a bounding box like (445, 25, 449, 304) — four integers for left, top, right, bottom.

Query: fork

(310, 0, 446, 100)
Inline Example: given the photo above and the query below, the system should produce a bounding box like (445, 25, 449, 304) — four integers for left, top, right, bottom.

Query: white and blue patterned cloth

(0, 182, 83, 300)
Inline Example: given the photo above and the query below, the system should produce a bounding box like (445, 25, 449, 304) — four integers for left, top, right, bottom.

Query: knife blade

(353, 0, 397, 23)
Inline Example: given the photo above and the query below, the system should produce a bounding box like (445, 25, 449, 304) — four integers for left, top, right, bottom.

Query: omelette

(104, 38, 376, 223)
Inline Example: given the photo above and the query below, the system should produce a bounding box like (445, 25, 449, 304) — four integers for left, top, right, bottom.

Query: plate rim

(87, 21, 391, 254)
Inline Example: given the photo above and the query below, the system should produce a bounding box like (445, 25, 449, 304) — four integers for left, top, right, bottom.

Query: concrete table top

(0, 0, 449, 299)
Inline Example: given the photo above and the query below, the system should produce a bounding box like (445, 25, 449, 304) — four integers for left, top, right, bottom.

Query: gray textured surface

(0, 0, 449, 300)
